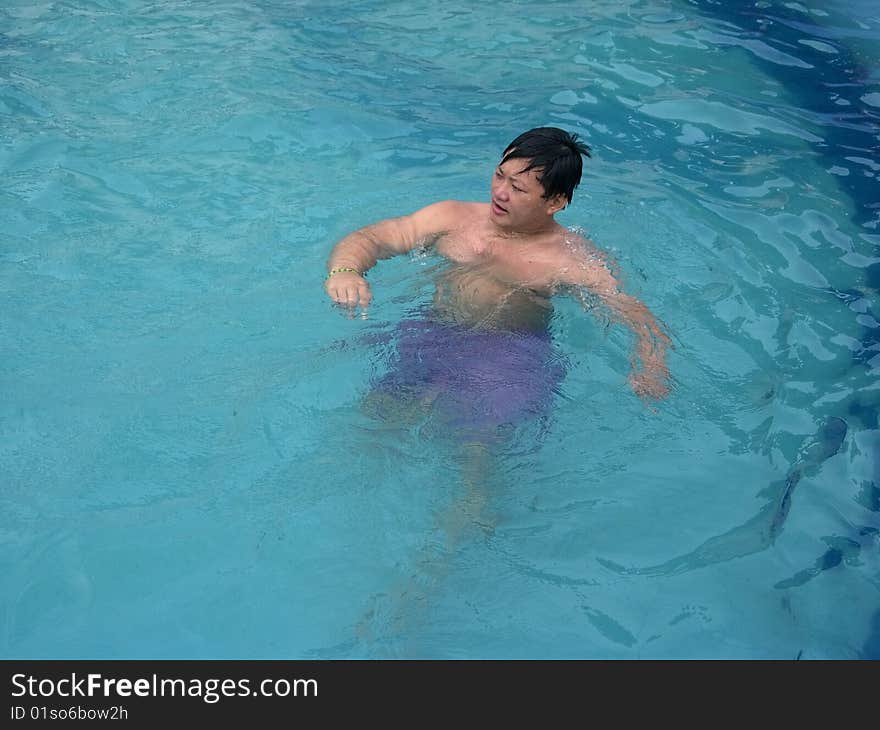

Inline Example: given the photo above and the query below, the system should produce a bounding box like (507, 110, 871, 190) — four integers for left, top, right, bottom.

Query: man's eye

(513, 186, 524, 193)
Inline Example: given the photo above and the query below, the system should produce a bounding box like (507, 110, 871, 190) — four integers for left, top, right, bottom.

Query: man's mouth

(491, 200, 508, 215)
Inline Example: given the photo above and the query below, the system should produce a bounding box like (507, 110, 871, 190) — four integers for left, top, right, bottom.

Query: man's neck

(488, 216, 559, 240)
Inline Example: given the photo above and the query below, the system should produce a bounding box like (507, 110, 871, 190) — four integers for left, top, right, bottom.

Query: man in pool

(326, 128, 671, 631)
(324, 127, 671, 432)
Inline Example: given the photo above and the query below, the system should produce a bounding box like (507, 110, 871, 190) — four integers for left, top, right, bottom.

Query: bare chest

(434, 225, 560, 291)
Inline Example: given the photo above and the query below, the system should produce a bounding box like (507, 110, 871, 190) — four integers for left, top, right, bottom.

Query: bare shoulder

(415, 199, 482, 223)
(551, 226, 598, 265)
(553, 226, 619, 289)
(396, 200, 476, 239)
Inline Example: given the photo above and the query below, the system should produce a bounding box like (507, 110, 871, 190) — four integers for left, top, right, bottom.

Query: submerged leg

(354, 435, 500, 656)
(359, 383, 444, 430)
(436, 440, 497, 546)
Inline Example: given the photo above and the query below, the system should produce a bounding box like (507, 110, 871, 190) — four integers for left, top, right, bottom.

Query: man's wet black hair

(501, 127, 591, 204)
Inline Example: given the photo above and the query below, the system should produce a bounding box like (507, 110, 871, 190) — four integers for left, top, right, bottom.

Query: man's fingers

(325, 280, 372, 308)
(347, 283, 371, 307)
(629, 369, 671, 401)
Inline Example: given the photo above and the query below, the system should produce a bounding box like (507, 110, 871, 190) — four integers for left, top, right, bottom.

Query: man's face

(489, 158, 562, 231)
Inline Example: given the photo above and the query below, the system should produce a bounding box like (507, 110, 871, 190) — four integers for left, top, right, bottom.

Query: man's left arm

(564, 255, 672, 400)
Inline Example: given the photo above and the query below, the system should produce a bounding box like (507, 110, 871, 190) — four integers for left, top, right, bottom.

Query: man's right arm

(324, 200, 456, 308)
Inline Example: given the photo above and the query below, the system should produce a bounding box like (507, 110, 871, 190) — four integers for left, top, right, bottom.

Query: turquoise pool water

(2, 0, 879, 659)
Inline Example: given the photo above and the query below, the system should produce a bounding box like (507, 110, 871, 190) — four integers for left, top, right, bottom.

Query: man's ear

(546, 194, 567, 215)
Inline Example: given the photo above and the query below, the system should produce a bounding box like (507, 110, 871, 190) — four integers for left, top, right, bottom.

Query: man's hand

(629, 367, 671, 400)
(629, 351, 671, 401)
(325, 271, 372, 310)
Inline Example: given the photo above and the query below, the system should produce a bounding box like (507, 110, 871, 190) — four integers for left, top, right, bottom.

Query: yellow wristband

(326, 267, 363, 280)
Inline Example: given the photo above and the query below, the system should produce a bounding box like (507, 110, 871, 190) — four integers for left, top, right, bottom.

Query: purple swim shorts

(372, 317, 567, 431)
